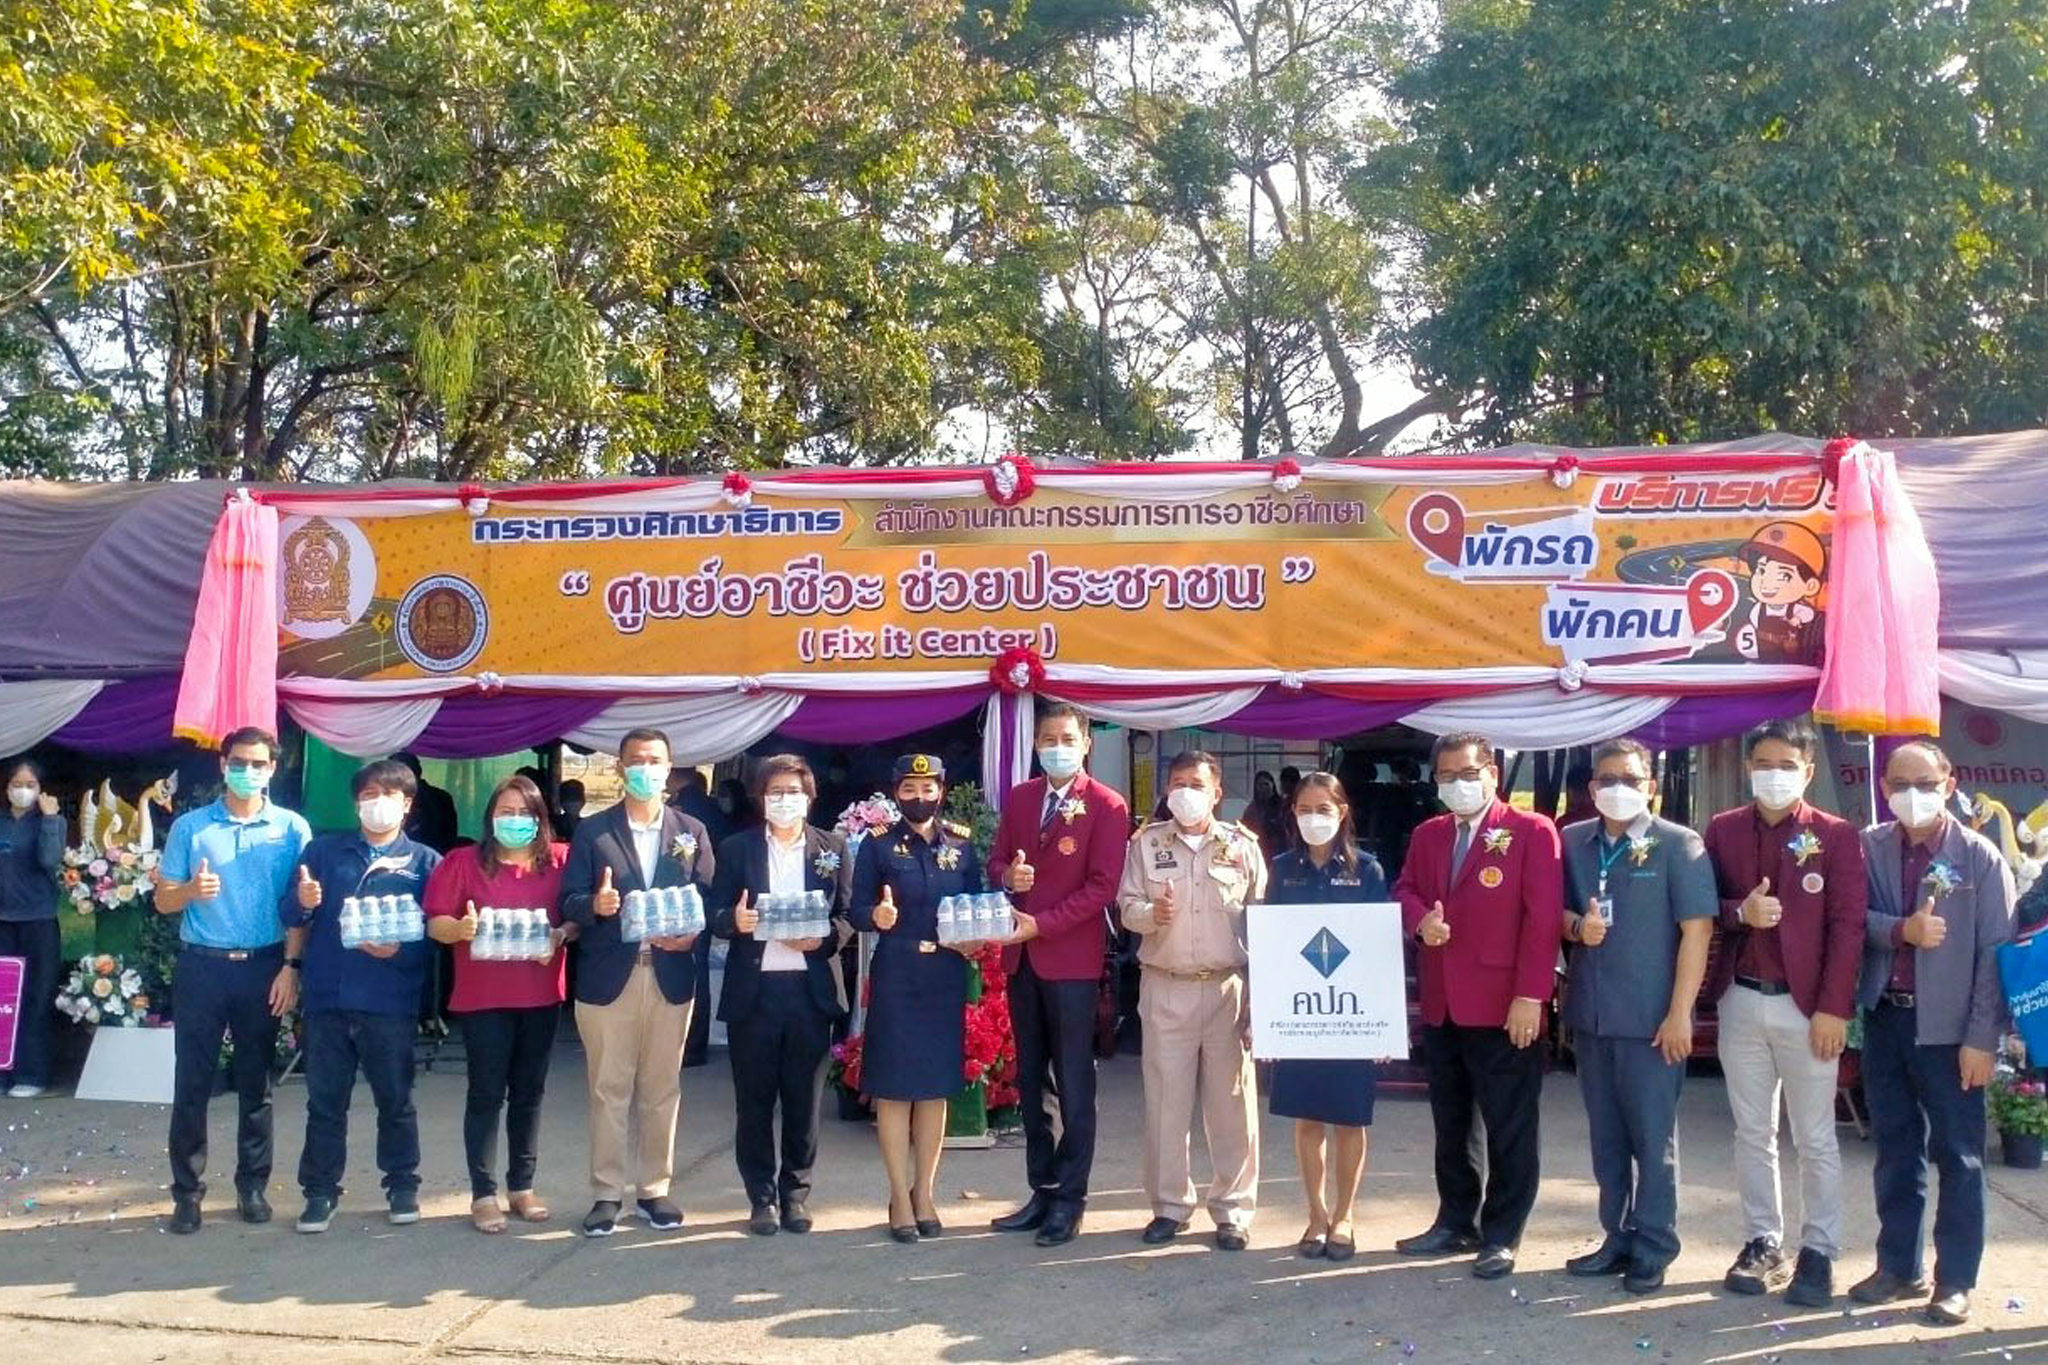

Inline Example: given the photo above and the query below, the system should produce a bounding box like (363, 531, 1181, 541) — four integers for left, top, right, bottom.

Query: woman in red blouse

(424, 775, 573, 1233)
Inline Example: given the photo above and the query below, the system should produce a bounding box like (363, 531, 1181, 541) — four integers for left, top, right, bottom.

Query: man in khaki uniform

(1117, 749, 1267, 1250)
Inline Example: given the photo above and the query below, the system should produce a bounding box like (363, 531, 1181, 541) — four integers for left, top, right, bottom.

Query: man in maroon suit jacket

(1393, 731, 1563, 1279)
(985, 702, 1130, 1247)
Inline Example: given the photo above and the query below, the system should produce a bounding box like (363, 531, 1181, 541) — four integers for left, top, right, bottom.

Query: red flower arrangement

(1547, 453, 1581, 488)
(991, 644, 1045, 695)
(1271, 456, 1303, 492)
(984, 451, 1036, 506)
(721, 471, 754, 508)
(828, 944, 1018, 1108)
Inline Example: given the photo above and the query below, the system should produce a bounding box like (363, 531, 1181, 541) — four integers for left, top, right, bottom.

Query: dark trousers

(728, 974, 833, 1207)
(1577, 1033, 1685, 1267)
(168, 946, 283, 1199)
(1423, 1021, 1543, 1247)
(1010, 956, 1100, 1207)
(0, 918, 61, 1087)
(298, 1009, 420, 1200)
(1863, 1000, 1988, 1289)
(459, 1005, 560, 1199)
(683, 936, 713, 1066)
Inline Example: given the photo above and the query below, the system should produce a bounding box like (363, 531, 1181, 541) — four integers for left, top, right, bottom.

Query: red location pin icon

(1685, 569, 1738, 635)
(1408, 493, 1466, 567)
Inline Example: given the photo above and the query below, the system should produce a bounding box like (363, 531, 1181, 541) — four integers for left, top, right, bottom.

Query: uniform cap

(892, 753, 946, 782)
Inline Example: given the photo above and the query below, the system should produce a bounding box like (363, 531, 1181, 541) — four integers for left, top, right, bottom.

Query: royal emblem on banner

(395, 574, 488, 673)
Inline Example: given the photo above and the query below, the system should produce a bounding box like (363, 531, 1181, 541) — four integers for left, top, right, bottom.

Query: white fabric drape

(1939, 649, 2048, 723)
(283, 695, 441, 756)
(564, 691, 802, 762)
(1402, 686, 1676, 749)
(0, 679, 103, 754)
(1048, 686, 1268, 732)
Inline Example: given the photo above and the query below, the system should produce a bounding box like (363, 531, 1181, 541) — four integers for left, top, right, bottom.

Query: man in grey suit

(1849, 739, 2014, 1326)
(1557, 739, 1716, 1295)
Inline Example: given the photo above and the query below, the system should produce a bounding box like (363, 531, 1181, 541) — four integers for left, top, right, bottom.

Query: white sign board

(75, 1024, 177, 1104)
(1248, 901, 1410, 1061)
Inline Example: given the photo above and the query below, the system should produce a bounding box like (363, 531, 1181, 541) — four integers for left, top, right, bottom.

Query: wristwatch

(284, 957, 304, 971)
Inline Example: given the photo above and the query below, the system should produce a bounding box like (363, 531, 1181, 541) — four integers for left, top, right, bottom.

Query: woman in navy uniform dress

(849, 753, 987, 1242)
(1267, 771, 1388, 1262)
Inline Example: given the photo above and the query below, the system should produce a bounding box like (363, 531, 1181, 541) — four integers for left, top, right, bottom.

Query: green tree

(1362, 0, 2048, 447)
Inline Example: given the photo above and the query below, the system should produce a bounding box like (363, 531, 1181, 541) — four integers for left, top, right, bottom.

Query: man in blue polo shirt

(155, 727, 312, 1234)
(284, 758, 441, 1233)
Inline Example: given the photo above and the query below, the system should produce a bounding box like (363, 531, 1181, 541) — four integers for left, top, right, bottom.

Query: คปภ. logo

(1592, 470, 1828, 517)
(395, 574, 489, 673)
(1407, 493, 1598, 583)
(1300, 927, 1351, 980)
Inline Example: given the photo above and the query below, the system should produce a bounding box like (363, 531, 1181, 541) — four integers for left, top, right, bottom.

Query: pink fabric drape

(1815, 443, 1941, 735)
(173, 492, 280, 747)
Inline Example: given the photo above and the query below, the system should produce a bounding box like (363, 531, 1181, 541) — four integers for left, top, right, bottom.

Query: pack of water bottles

(621, 884, 706, 943)
(935, 892, 1014, 945)
(755, 889, 834, 942)
(471, 906, 554, 961)
(338, 894, 425, 949)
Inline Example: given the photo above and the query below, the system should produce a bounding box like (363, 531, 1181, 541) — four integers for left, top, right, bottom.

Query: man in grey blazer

(1849, 740, 2014, 1326)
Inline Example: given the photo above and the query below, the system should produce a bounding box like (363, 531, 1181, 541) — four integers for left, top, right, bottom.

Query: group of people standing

(0, 703, 2018, 1330)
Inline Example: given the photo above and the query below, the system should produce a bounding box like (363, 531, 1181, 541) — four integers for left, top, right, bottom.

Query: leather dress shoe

(238, 1188, 272, 1225)
(1849, 1268, 1932, 1304)
(1566, 1243, 1631, 1277)
(1140, 1216, 1189, 1245)
(780, 1198, 813, 1235)
(1215, 1225, 1249, 1252)
(1926, 1286, 1972, 1325)
(170, 1196, 201, 1235)
(1472, 1245, 1517, 1280)
(991, 1192, 1052, 1233)
(748, 1203, 779, 1236)
(1622, 1261, 1666, 1295)
(1035, 1205, 1081, 1247)
(1396, 1226, 1480, 1257)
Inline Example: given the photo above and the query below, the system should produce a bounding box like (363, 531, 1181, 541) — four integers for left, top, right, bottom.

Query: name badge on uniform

(1802, 872, 1825, 895)
(917, 940, 938, 954)
(1331, 876, 1361, 887)
(1057, 835, 1078, 856)
(366, 855, 415, 878)
(1153, 845, 1177, 870)
(1478, 866, 1504, 889)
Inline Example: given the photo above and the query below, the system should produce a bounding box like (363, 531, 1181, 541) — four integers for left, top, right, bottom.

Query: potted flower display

(1991, 1064, 2048, 1170)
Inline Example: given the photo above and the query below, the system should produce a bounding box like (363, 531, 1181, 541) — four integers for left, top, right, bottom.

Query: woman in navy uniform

(1266, 771, 1388, 1262)
(849, 753, 987, 1242)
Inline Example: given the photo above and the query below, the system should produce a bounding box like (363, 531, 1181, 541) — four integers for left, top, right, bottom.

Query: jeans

(728, 974, 832, 1208)
(0, 918, 60, 1088)
(168, 946, 283, 1199)
(1863, 999, 1988, 1289)
(298, 1009, 420, 1200)
(459, 1006, 560, 1199)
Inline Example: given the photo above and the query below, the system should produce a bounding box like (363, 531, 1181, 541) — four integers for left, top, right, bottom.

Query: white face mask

(6, 785, 35, 811)
(763, 793, 810, 829)
(1594, 784, 1650, 824)
(1037, 745, 1084, 782)
(1167, 786, 1215, 827)
(1437, 778, 1489, 817)
(1750, 768, 1809, 811)
(358, 795, 405, 835)
(1295, 812, 1342, 848)
(1889, 787, 1948, 830)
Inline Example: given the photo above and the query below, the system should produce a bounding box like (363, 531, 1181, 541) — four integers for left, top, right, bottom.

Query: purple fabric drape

(408, 693, 613, 758)
(50, 674, 181, 752)
(1626, 685, 1817, 750)
(1208, 686, 1416, 739)
(771, 687, 988, 744)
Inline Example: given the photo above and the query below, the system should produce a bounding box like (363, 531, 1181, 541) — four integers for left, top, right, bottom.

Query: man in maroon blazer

(1702, 719, 1865, 1308)
(1393, 731, 1563, 1279)
(986, 701, 1131, 1247)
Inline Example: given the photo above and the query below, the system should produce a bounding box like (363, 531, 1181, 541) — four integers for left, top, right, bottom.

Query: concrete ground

(1, 1035, 2046, 1365)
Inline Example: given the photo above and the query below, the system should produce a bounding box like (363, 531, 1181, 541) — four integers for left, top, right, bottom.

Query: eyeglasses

(1592, 775, 1648, 790)
(225, 759, 273, 773)
(1434, 768, 1487, 784)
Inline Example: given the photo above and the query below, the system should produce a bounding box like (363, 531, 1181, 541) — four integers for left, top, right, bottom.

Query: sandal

(508, 1190, 551, 1223)
(472, 1197, 507, 1234)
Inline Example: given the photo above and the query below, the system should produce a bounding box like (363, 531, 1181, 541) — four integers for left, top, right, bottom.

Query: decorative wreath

(1271, 457, 1303, 493)
(721, 471, 754, 508)
(990, 645, 1046, 695)
(984, 451, 1037, 507)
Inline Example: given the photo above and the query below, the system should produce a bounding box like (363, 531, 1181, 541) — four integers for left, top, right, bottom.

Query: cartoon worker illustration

(1733, 521, 1826, 665)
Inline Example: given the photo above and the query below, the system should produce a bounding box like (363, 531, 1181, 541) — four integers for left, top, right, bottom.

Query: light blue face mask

(622, 763, 669, 802)
(493, 815, 540, 848)
(1037, 745, 1084, 782)
(223, 764, 271, 799)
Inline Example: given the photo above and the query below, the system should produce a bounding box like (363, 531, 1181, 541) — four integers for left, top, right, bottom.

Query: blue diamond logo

(1301, 928, 1350, 979)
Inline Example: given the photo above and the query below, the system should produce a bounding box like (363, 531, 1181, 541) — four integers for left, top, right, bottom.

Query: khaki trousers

(1138, 968, 1259, 1228)
(575, 961, 694, 1202)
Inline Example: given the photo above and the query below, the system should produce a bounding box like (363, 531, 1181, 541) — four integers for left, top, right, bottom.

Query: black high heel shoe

(889, 1196, 919, 1243)
(915, 1217, 943, 1238)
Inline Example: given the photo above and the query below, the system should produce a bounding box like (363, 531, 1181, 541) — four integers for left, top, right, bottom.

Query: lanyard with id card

(1591, 837, 1631, 924)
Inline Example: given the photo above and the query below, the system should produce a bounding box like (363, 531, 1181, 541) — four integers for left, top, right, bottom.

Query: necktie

(1451, 821, 1475, 879)
(1040, 790, 1060, 839)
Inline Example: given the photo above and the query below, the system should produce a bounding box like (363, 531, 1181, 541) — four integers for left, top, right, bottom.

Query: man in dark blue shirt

(282, 758, 441, 1233)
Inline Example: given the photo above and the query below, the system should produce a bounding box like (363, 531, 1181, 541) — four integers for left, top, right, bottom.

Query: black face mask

(899, 797, 941, 825)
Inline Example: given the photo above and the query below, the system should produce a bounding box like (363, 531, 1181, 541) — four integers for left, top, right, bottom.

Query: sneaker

(582, 1200, 622, 1237)
(387, 1190, 420, 1225)
(296, 1195, 336, 1234)
(637, 1196, 683, 1230)
(1724, 1237, 1789, 1295)
(6, 1084, 47, 1099)
(1783, 1247, 1834, 1307)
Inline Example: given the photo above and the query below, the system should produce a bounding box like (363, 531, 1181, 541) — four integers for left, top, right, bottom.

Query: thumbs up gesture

(296, 863, 321, 910)
(594, 865, 620, 918)
(1150, 879, 1177, 927)
(872, 884, 899, 932)
(193, 857, 221, 901)
(1577, 897, 1609, 947)
(458, 900, 480, 942)
(36, 793, 57, 817)
(1005, 848, 1036, 895)
(1419, 899, 1451, 947)
(1903, 893, 1948, 949)
(1740, 876, 1782, 929)
(733, 889, 758, 935)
